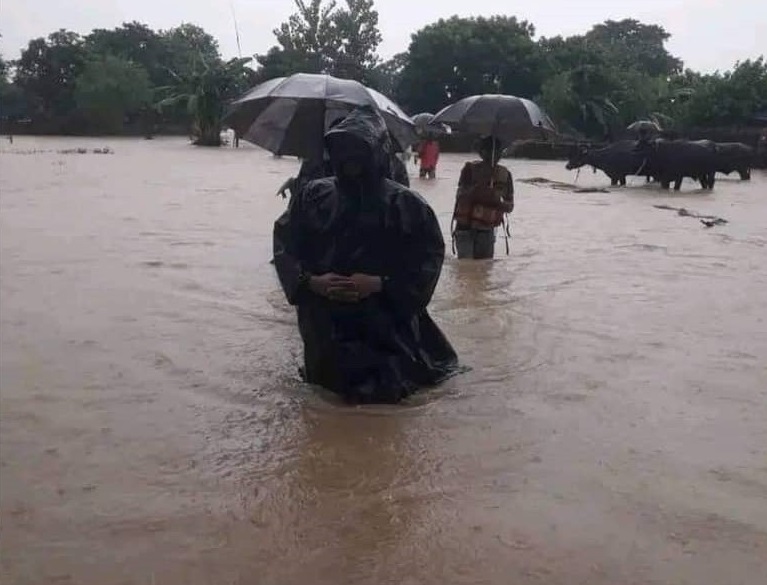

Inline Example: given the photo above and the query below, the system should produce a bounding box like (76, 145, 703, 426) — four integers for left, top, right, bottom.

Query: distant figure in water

(417, 138, 440, 179)
(453, 136, 514, 259)
(273, 106, 460, 403)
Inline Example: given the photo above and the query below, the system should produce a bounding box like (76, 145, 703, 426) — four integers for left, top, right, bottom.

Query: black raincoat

(389, 154, 410, 187)
(273, 108, 459, 403)
(293, 147, 409, 197)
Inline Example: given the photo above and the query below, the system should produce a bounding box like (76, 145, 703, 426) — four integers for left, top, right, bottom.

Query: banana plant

(156, 55, 253, 146)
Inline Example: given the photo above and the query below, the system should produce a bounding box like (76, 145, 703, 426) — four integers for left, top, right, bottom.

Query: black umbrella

(432, 94, 557, 144)
(412, 112, 451, 138)
(412, 112, 434, 125)
(223, 73, 416, 158)
(627, 120, 662, 134)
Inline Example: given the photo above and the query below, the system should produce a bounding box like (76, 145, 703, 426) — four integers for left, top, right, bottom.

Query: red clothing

(417, 140, 440, 170)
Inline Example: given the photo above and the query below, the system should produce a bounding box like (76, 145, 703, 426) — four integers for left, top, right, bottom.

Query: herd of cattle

(565, 139, 755, 191)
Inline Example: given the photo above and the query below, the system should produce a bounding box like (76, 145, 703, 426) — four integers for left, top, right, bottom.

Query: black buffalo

(637, 139, 718, 191)
(714, 142, 753, 180)
(566, 141, 653, 186)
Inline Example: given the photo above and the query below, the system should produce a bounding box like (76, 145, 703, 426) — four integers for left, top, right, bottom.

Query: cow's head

(566, 143, 590, 170)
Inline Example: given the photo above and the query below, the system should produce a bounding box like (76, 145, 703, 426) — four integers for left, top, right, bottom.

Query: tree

(539, 34, 609, 75)
(258, 0, 340, 77)
(540, 65, 621, 138)
(255, 46, 313, 81)
(75, 54, 152, 133)
(84, 22, 169, 87)
(14, 30, 87, 119)
(332, 0, 382, 83)
(160, 23, 221, 81)
(157, 56, 253, 146)
(682, 58, 767, 126)
(584, 19, 682, 78)
(397, 16, 542, 114)
(255, 0, 383, 84)
(1, 53, 27, 121)
(536, 20, 688, 137)
(368, 52, 407, 95)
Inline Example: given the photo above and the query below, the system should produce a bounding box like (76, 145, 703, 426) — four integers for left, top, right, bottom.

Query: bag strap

(450, 199, 458, 256)
(503, 214, 511, 256)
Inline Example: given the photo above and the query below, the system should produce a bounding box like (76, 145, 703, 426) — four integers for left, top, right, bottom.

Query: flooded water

(1, 137, 766, 585)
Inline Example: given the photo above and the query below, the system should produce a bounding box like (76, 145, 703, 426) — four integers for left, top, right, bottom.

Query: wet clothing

(418, 140, 440, 177)
(290, 149, 408, 198)
(294, 157, 334, 196)
(273, 107, 459, 403)
(453, 160, 514, 259)
(454, 229, 496, 260)
(389, 154, 410, 187)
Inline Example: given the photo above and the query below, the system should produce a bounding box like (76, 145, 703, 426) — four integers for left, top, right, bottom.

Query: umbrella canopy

(223, 73, 416, 158)
(432, 94, 556, 144)
(412, 112, 435, 128)
(627, 120, 662, 134)
(412, 112, 451, 138)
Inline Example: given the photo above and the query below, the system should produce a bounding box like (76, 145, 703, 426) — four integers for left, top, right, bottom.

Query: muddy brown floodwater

(1, 137, 766, 585)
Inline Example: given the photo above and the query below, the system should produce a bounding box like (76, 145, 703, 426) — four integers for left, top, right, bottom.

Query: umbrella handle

(490, 140, 496, 188)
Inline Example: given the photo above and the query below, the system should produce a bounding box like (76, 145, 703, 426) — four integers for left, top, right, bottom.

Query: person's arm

(381, 202, 445, 316)
(274, 184, 359, 304)
(273, 188, 308, 305)
(276, 177, 296, 199)
(456, 163, 474, 201)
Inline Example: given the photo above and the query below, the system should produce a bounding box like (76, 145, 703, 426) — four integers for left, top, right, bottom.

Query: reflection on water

(1, 137, 766, 585)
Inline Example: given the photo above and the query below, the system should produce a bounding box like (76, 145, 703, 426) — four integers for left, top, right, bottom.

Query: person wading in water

(452, 136, 514, 259)
(273, 106, 460, 404)
(417, 138, 440, 179)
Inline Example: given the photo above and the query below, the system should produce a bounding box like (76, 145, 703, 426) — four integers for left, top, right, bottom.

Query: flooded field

(1, 136, 766, 584)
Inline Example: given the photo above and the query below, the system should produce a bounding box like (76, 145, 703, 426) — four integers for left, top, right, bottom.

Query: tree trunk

(192, 119, 222, 147)
(193, 132, 222, 146)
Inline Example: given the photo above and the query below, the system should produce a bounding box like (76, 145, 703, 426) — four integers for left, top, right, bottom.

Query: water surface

(1, 137, 766, 584)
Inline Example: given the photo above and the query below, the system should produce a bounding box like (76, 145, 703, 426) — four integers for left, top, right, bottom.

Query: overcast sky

(1, 0, 765, 73)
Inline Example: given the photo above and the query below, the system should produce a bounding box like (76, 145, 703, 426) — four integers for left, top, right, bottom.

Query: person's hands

(348, 274, 383, 300)
(309, 273, 355, 301)
(309, 273, 382, 303)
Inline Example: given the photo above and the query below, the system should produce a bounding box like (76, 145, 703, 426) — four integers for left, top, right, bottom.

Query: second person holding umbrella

(453, 136, 514, 259)
(432, 94, 556, 259)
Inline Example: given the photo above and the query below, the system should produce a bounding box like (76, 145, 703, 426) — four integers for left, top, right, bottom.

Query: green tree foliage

(255, 0, 382, 84)
(535, 20, 687, 137)
(539, 66, 620, 137)
(332, 0, 383, 83)
(157, 57, 253, 146)
(396, 16, 541, 114)
(8, 21, 249, 139)
(74, 54, 152, 133)
(161, 24, 221, 81)
(0, 52, 27, 120)
(584, 19, 682, 78)
(14, 30, 87, 119)
(84, 22, 168, 87)
(257, 0, 341, 78)
(682, 58, 767, 126)
(4, 11, 764, 140)
(368, 52, 408, 97)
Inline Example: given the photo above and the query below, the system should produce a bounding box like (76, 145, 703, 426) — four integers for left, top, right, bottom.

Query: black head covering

(324, 106, 392, 184)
